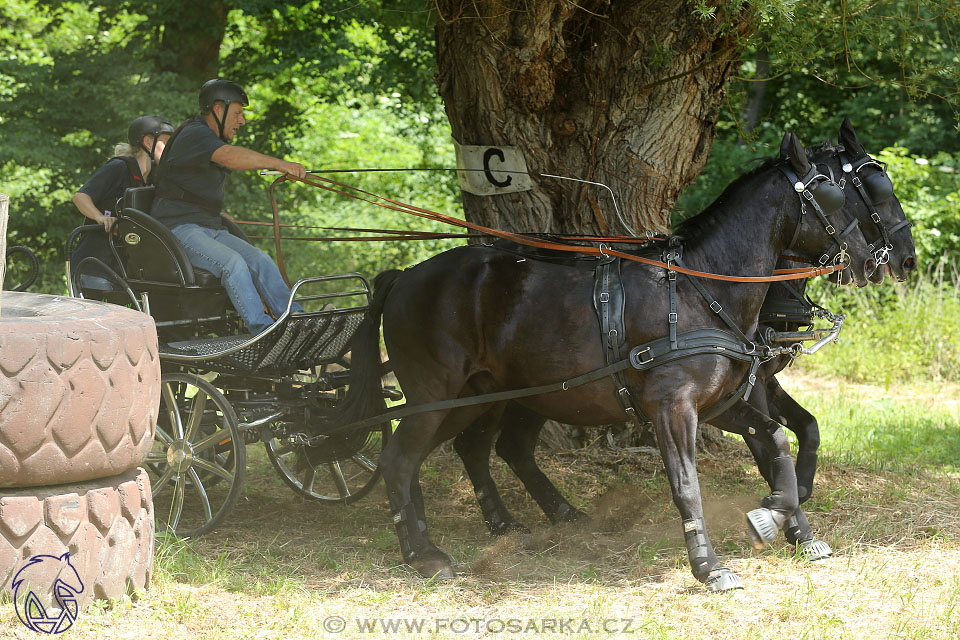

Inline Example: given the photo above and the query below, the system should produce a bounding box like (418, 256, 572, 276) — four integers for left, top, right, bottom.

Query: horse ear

(785, 133, 811, 175)
(778, 132, 792, 160)
(839, 117, 866, 157)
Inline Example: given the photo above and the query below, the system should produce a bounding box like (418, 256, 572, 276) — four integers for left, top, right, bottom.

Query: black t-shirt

(77, 157, 144, 216)
(150, 116, 228, 229)
(73, 157, 144, 271)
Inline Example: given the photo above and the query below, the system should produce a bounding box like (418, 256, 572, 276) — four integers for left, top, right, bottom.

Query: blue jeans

(171, 224, 302, 334)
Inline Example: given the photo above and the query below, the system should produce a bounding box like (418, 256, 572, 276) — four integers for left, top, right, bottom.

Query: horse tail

(329, 269, 403, 429)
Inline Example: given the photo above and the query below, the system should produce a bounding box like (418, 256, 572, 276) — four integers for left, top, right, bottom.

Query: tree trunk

(743, 43, 770, 135)
(156, 1, 228, 84)
(435, 1, 754, 235)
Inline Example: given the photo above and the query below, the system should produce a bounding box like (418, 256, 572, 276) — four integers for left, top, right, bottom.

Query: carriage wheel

(263, 423, 388, 504)
(146, 372, 245, 537)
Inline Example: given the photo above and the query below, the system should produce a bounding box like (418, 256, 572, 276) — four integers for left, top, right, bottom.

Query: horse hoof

(411, 551, 456, 580)
(746, 508, 779, 550)
(554, 504, 591, 524)
(704, 568, 744, 592)
(796, 539, 833, 562)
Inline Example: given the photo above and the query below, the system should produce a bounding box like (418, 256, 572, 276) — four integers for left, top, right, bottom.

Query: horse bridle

(779, 163, 860, 269)
(836, 147, 912, 266)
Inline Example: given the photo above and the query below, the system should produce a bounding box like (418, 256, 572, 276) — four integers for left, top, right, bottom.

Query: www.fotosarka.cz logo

(10, 552, 85, 634)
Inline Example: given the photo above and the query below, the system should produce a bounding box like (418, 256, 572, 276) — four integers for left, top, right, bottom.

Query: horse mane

(672, 139, 838, 242)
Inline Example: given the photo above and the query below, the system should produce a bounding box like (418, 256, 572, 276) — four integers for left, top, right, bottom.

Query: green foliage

(875, 147, 960, 262)
(732, 0, 960, 154)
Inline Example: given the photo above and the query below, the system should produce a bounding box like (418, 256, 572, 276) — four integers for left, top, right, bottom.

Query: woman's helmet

(128, 115, 174, 162)
(199, 79, 249, 141)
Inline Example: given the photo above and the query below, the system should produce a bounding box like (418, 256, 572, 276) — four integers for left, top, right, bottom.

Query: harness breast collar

(593, 243, 769, 429)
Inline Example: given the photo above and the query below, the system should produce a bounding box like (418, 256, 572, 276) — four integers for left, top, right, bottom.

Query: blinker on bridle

(779, 163, 859, 270)
(836, 147, 910, 266)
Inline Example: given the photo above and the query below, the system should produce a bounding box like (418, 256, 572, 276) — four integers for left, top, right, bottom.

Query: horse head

(778, 132, 876, 287)
(836, 117, 917, 282)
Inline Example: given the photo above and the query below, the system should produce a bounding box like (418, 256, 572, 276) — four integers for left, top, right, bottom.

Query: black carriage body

(66, 185, 391, 537)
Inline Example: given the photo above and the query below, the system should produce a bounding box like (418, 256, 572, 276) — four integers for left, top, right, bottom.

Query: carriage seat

(114, 186, 249, 324)
(118, 186, 250, 288)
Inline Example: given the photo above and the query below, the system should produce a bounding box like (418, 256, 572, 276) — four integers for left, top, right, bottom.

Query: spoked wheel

(263, 422, 389, 504)
(146, 372, 245, 537)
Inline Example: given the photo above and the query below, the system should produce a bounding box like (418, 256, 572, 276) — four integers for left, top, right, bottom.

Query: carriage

(67, 185, 399, 537)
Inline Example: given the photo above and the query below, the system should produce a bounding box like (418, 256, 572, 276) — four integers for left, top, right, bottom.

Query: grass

(797, 262, 960, 384)
(2, 374, 959, 639)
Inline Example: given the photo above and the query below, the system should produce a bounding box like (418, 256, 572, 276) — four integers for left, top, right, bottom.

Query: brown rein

(261, 173, 846, 285)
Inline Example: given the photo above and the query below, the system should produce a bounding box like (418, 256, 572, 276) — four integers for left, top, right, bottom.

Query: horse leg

(765, 376, 820, 505)
(382, 401, 498, 579)
(494, 403, 589, 525)
(709, 399, 800, 551)
(452, 403, 530, 536)
(759, 378, 832, 560)
(651, 397, 743, 592)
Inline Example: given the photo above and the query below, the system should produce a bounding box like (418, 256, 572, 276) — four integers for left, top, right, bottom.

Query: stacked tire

(0, 292, 160, 609)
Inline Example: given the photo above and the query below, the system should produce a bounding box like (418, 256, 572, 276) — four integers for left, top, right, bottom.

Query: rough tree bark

(435, 1, 754, 235)
(434, 2, 752, 450)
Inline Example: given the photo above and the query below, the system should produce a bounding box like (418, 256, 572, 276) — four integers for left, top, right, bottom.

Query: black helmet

(128, 115, 174, 162)
(199, 78, 249, 113)
(128, 115, 174, 147)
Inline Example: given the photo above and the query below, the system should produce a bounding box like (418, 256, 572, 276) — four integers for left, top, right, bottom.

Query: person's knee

(220, 252, 249, 280)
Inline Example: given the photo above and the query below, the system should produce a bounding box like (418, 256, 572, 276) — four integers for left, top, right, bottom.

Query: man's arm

(210, 145, 305, 178)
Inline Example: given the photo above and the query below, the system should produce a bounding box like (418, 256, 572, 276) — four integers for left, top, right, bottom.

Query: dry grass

(3, 375, 959, 639)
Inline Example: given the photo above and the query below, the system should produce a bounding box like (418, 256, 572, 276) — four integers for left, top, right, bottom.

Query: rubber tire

(0, 467, 154, 607)
(0, 292, 161, 488)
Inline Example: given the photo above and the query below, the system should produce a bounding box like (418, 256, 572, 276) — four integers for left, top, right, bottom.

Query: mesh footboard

(161, 309, 365, 374)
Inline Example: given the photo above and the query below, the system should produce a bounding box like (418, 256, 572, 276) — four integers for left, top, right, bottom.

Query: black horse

(449, 120, 917, 569)
(335, 132, 877, 591)
(731, 119, 916, 556)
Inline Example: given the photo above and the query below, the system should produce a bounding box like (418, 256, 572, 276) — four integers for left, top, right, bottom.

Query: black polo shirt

(77, 157, 144, 216)
(151, 115, 228, 229)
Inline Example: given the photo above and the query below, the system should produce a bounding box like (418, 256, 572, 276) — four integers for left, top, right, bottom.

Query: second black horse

(333, 132, 877, 591)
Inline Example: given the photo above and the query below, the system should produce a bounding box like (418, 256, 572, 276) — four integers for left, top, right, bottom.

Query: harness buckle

(668, 312, 678, 324)
(634, 347, 653, 366)
(599, 292, 610, 303)
(709, 301, 722, 313)
(825, 224, 836, 235)
(667, 267, 677, 281)
(802, 190, 814, 201)
(852, 176, 862, 188)
(871, 212, 881, 223)
(819, 254, 830, 266)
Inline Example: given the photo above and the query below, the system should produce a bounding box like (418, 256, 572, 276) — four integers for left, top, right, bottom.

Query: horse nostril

(865, 258, 878, 278)
(903, 256, 917, 272)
